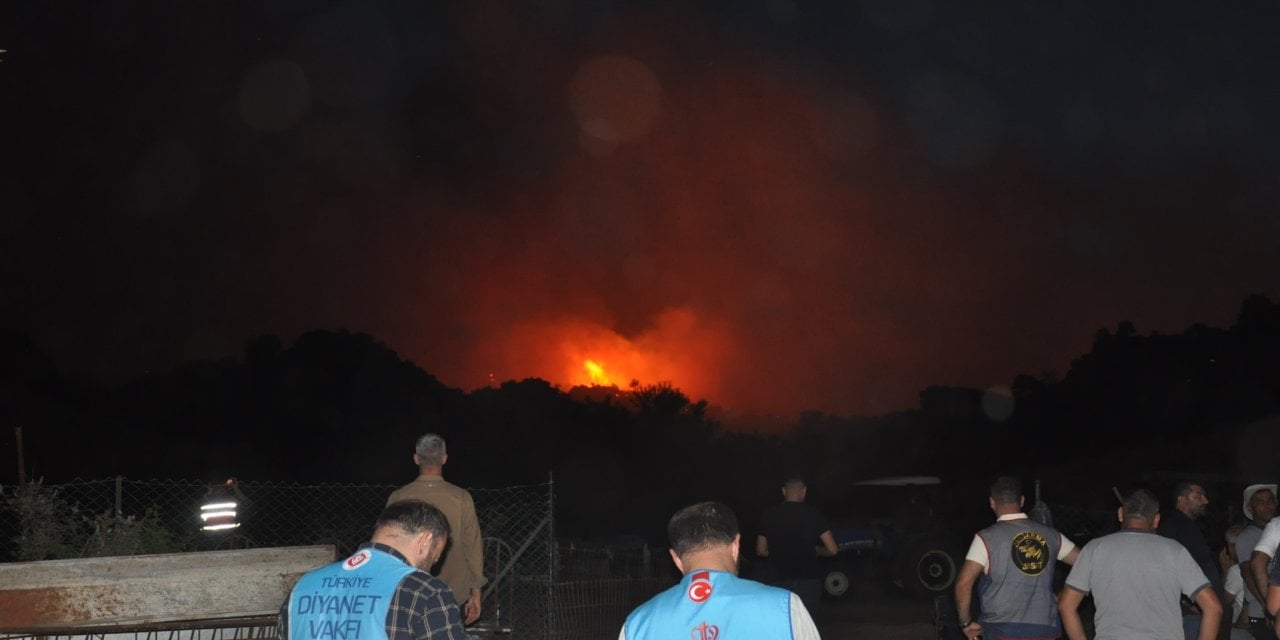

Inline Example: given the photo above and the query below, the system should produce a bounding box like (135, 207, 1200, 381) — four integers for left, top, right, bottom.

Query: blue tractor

(821, 476, 969, 601)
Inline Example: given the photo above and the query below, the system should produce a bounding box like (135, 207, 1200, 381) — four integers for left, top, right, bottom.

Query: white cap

(1243, 484, 1277, 521)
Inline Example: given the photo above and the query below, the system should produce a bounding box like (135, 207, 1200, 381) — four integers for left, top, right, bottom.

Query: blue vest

(288, 545, 416, 640)
(623, 570, 794, 640)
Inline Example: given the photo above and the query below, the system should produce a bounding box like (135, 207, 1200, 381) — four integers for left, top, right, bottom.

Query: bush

(4, 479, 82, 560)
(4, 480, 188, 560)
(83, 505, 190, 557)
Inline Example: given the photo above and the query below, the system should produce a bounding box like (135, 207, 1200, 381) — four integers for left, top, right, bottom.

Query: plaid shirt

(279, 543, 468, 640)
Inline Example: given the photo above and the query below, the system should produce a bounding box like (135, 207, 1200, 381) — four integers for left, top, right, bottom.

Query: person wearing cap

(1235, 483, 1276, 639)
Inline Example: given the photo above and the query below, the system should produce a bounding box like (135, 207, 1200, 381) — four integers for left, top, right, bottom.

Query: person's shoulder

(626, 579, 686, 616)
(782, 500, 824, 519)
(385, 483, 414, 505)
(1082, 529, 1130, 547)
(704, 572, 789, 597)
(439, 479, 473, 497)
(999, 518, 1060, 540)
(1146, 531, 1194, 555)
(400, 568, 456, 600)
(1155, 513, 1187, 536)
(1026, 519, 1069, 542)
(731, 576, 797, 603)
(1238, 524, 1263, 544)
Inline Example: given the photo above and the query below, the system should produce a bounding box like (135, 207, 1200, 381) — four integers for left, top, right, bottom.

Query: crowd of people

(273, 437, 842, 640)
(273, 436, 1280, 640)
(956, 477, 1280, 640)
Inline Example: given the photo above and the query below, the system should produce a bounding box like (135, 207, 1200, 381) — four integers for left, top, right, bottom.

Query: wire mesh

(0, 478, 669, 640)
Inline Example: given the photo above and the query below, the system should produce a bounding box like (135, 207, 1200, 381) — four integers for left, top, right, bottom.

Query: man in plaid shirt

(279, 500, 467, 640)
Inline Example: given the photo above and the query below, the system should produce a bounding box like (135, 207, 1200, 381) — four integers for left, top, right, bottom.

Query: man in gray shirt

(1060, 488, 1222, 640)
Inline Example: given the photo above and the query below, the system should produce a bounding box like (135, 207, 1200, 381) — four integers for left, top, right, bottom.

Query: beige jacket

(387, 475, 486, 598)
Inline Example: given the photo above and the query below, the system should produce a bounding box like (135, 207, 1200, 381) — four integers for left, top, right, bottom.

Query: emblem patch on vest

(688, 571, 713, 603)
(691, 621, 720, 640)
(1010, 530, 1049, 575)
(343, 549, 371, 571)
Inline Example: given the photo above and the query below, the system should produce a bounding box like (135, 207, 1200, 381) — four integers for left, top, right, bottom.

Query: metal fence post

(115, 476, 122, 517)
(548, 472, 556, 582)
(547, 471, 556, 640)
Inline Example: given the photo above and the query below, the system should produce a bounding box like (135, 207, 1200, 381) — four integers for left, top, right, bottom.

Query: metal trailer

(0, 545, 335, 640)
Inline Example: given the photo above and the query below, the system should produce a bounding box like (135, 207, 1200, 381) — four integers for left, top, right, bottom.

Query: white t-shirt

(1225, 562, 1246, 622)
(1253, 518, 1280, 558)
(1237, 523, 1269, 617)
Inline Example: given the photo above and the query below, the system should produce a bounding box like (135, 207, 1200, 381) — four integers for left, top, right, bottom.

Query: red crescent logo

(343, 550, 371, 570)
(688, 578, 713, 602)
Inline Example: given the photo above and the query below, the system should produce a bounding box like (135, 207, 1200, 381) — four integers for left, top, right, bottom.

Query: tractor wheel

(822, 567, 852, 600)
(894, 534, 959, 599)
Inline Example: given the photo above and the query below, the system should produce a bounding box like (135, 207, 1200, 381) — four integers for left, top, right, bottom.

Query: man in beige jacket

(387, 433, 486, 625)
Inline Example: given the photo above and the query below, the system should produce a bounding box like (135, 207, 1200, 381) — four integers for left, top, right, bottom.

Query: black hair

(1122, 488, 1160, 521)
(667, 501, 738, 556)
(989, 476, 1023, 506)
(379, 499, 452, 539)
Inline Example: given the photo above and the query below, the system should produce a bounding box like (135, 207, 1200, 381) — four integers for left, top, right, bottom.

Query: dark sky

(2, 1, 1278, 418)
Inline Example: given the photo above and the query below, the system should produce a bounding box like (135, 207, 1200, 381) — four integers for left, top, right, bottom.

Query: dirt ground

(814, 578, 940, 639)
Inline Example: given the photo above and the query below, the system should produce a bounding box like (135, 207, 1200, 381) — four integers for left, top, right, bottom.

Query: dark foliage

(1, 295, 1278, 541)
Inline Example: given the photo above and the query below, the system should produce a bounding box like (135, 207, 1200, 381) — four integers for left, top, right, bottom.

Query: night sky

(2, 1, 1278, 419)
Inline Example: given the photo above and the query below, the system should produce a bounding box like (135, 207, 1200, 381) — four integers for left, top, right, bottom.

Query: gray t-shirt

(1065, 529, 1210, 640)
(1237, 524, 1268, 617)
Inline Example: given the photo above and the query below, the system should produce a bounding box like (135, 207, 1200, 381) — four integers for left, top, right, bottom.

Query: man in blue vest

(279, 500, 467, 640)
(619, 501, 822, 640)
(954, 476, 1079, 640)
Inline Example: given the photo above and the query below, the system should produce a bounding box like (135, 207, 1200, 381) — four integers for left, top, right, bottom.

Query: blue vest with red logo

(623, 570, 794, 640)
(287, 545, 416, 640)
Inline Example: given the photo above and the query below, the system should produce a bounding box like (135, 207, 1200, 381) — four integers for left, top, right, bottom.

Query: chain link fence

(0, 477, 670, 640)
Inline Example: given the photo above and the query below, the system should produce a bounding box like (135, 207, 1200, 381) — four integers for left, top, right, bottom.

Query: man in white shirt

(1236, 484, 1276, 639)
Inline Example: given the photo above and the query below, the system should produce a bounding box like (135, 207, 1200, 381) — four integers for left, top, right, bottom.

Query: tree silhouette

(6, 294, 1280, 539)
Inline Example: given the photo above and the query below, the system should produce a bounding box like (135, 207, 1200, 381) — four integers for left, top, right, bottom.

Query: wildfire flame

(464, 308, 730, 408)
(583, 359, 611, 386)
